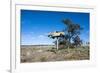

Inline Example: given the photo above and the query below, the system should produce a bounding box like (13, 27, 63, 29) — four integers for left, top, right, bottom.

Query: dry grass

(21, 47, 89, 63)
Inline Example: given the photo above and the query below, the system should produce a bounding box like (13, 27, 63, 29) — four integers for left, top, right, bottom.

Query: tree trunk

(68, 37, 71, 49)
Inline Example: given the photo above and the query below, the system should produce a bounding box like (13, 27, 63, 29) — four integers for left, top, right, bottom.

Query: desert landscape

(21, 10, 90, 63)
(21, 45, 89, 63)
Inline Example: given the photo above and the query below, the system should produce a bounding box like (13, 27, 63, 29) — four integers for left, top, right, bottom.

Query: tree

(58, 36, 69, 49)
(72, 35, 82, 47)
(62, 19, 83, 48)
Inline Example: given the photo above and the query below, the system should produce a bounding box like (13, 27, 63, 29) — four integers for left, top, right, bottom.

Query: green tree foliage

(72, 35, 82, 47)
(61, 19, 83, 48)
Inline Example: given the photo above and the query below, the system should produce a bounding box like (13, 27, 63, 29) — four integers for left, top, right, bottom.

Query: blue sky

(21, 10, 90, 45)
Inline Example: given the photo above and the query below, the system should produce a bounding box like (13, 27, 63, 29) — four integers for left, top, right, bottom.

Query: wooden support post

(56, 37, 58, 50)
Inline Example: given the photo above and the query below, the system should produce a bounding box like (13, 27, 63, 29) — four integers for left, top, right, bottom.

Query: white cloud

(21, 32, 54, 45)
(38, 35, 45, 38)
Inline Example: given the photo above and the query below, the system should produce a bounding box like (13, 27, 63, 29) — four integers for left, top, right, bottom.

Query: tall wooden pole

(56, 37, 58, 50)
